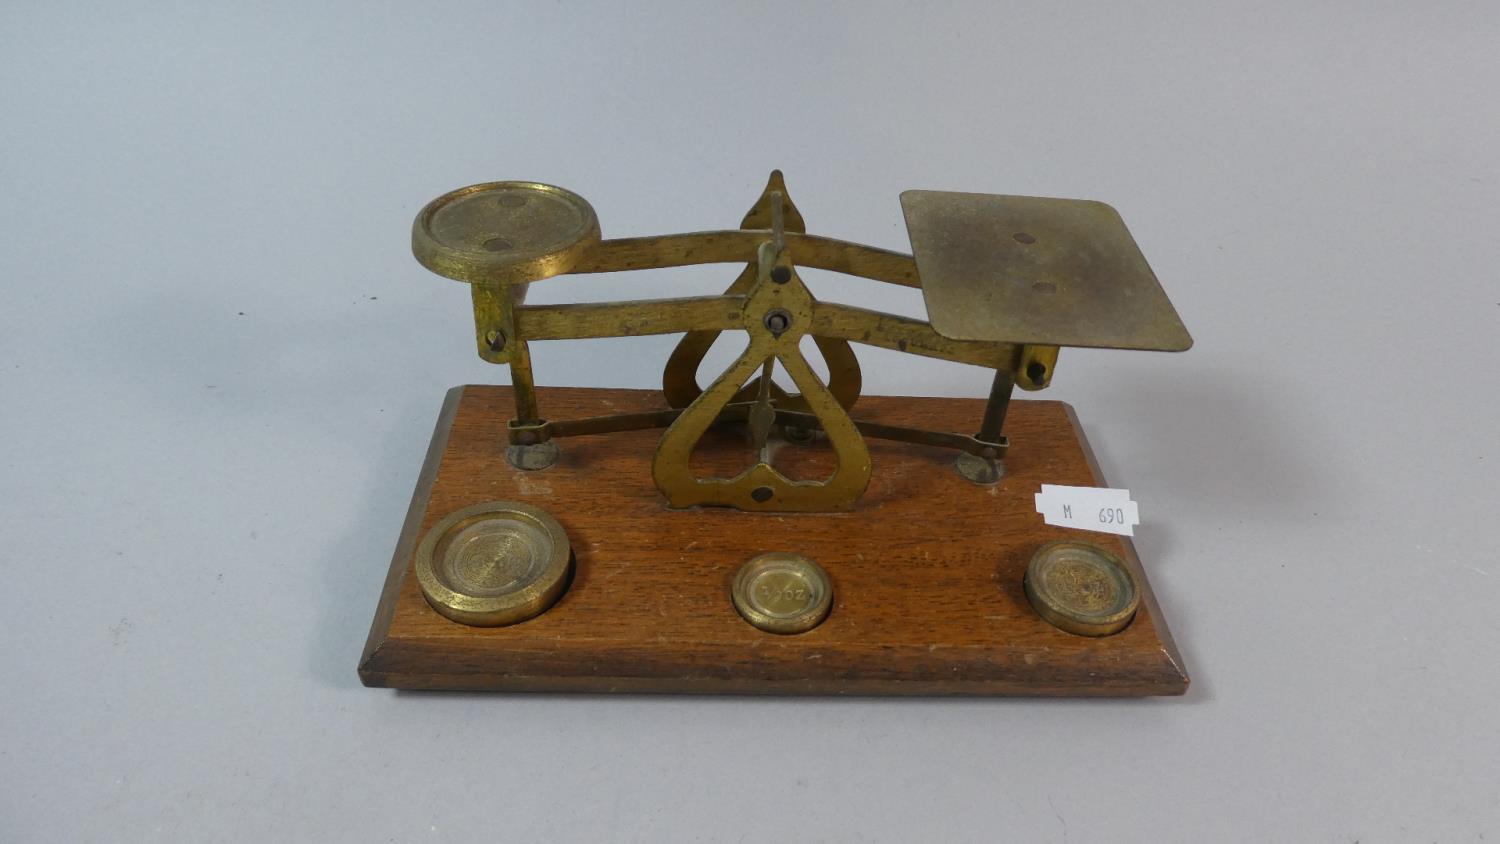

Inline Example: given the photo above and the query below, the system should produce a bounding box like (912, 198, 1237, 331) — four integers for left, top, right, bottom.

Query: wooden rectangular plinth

(359, 386, 1188, 696)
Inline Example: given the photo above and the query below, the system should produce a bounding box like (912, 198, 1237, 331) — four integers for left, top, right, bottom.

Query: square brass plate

(901, 190, 1192, 351)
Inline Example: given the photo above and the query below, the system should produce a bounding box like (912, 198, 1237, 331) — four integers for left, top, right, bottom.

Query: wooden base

(359, 386, 1188, 696)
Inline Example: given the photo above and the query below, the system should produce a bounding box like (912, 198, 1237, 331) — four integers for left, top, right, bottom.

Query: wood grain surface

(359, 386, 1188, 696)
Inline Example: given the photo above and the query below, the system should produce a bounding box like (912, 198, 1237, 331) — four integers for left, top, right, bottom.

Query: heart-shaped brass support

(652, 244, 871, 511)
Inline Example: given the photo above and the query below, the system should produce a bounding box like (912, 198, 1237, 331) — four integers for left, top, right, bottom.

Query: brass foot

(781, 425, 816, 445)
(954, 451, 1003, 485)
(506, 441, 559, 471)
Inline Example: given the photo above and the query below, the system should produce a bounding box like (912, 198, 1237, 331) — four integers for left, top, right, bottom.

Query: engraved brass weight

(411, 171, 1191, 513)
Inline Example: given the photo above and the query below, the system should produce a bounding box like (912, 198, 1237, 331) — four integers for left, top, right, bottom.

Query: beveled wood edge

(361, 673, 1185, 697)
(1061, 401, 1190, 693)
(359, 629, 1190, 695)
(357, 386, 465, 684)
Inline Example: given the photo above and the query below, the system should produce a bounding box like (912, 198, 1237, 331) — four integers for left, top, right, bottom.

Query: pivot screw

(763, 309, 792, 335)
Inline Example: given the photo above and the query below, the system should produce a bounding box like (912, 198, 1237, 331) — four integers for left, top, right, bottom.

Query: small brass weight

(364, 170, 1195, 693)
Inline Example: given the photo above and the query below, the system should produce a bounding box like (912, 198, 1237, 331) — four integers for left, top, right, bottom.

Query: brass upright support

(976, 367, 1015, 445)
(470, 281, 557, 470)
(506, 339, 540, 424)
(955, 366, 1015, 485)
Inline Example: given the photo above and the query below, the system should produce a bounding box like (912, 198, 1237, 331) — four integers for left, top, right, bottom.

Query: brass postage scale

(359, 171, 1192, 695)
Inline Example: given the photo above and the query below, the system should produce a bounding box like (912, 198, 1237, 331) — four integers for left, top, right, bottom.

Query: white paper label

(1033, 484, 1139, 536)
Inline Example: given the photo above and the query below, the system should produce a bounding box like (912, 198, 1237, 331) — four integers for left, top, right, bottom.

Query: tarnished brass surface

(955, 451, 1004, 484)
(662, 171, 862, 412)
(1024, 541, 1139, 637)
(413, 182, 600, 285)
(517, 295, 745, 340)
(651, 242, 872, 511)
(409, 172, 1192, 512)
(414, 501, 572, 626)
(1016, 344, 1060, 391)
(810, 302, 1017, 369)
(730, 552, 832, 634)
(469, 281, 522, 364)
(901, 190, 1192, 351)
(569, 230, 919, 287)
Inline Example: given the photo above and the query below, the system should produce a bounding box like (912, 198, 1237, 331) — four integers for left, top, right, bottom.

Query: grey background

(2, 2, 1496, 841)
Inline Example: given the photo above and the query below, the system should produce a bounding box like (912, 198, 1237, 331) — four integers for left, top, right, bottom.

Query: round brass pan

(412, 181, 599, 285)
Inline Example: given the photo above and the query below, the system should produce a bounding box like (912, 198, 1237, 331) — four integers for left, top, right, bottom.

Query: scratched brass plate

(901, 190, 1192, 351)
(412, 181, 601, 285)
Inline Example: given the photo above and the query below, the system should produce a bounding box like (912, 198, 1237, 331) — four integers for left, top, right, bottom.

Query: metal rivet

(763, 309, 792, 335)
